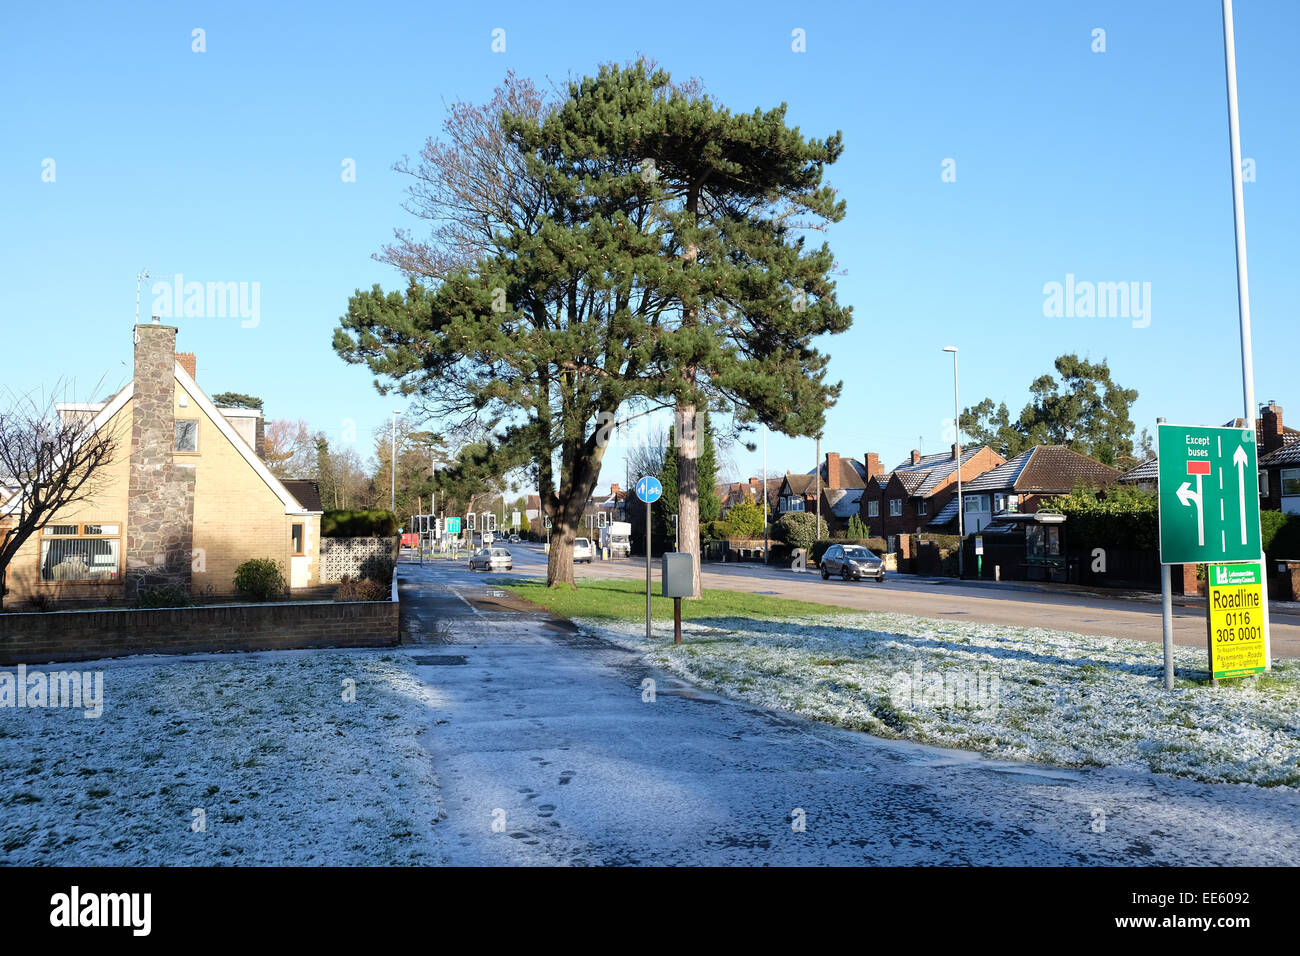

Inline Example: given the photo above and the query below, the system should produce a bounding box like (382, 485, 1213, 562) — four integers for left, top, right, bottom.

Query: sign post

(636, 476, 663, 642)
(1157, 421, 1269, 687)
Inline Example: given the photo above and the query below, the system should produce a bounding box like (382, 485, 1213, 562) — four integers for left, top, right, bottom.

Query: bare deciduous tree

(0, 384, 120, 608)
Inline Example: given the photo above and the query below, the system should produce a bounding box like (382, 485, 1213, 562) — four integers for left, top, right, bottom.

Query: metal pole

(645, 500, 652, 641)
(815, 435, 821, 538)
(1222, 0, 1271, 668)
(944, 347, 964, 578)
(390, 411, 397, 513)
(763, 425, 769, 564)
(1156, 417, 1175, 689)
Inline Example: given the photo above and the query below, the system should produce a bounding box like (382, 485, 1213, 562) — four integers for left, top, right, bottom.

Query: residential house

(860, 445, 1005, 539)
(775, 452, 881, 533)
(717, 476, 781, 520)
(1, 321, 324, 607)
(959, 444, 1119, 532)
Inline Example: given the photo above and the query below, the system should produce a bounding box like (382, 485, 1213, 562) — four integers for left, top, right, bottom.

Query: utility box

(662, 552, 694, 598)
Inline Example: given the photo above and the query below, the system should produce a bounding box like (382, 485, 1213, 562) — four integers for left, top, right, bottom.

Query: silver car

(468, 547, 513, 572)
(820, 544, 885, 583)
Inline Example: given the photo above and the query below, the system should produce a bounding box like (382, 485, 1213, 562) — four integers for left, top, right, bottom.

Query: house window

(917, 500, 928, 516)
(40, 523, 122, 582)
(994, 493, 1019, 514)
(291, 523, 305, 556)
(888, 499, 902, 517)
(784, 497, 804, 513)
(1281, 469, 1300, 497)
(964, 494, 989, 514)
(867, 501, 879, 517)
(1260, 471, 1269, 496)
(174, 419, 199, 452)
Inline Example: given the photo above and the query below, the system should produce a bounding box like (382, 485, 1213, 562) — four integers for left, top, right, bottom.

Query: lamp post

(942, 346, 964, 578)
(390, 410, 399, 513)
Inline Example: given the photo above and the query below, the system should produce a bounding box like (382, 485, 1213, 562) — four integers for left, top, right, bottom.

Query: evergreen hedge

(321, 509, 399, 538)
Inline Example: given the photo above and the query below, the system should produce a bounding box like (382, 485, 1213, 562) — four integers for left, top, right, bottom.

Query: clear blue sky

(3, 1, 1296, 492)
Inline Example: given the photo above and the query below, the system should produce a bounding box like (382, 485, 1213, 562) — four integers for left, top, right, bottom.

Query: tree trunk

(546, 515, 577, 587)
(676, 402, 701, 597)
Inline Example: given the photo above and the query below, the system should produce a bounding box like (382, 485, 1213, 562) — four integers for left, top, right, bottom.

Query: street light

(942, 346, 964, 579)
(390, 410, 400, 513)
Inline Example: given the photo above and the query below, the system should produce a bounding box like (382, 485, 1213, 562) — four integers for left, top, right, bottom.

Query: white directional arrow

(1233, 445, 1249, 545)
(1176, 475, 1205, 547)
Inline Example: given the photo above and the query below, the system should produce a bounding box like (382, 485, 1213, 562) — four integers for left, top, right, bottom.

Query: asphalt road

(397, 559, 1300, 865)
(445, 541, 1300, 658)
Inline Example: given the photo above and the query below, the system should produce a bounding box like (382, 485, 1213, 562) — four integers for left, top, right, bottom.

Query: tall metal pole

(763, 425, 769, 564)
(815, 435, 821, 539)
(390, 411, 398, 513)
(645, 500, 652, 641)
(944, 347, 964, 578)
(1221, 0, 1271, 667)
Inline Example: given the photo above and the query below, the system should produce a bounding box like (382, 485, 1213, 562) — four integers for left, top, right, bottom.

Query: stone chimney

(176, 352, 197, 380)
(910, 449, 922, 465)
(1261, 403, 1284, 454)
(125, 324, 195, 598)
(864, 453, 882, 479)
(825, 452, 841, 489)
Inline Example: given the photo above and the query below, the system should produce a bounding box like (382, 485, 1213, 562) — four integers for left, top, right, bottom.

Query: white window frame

(867, 500, 879, 517)
(888, 499, 902, 517)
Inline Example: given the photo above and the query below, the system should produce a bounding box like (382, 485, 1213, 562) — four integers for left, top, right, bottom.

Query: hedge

(1038, 487, 1159, 551)
(811, 538, 888, 565)
(1262, 510, 1300, 560)
(321, 509, 399, 538)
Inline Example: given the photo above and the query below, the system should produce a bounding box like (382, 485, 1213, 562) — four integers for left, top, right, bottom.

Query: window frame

(39, 522, 123, 585)
(917, 499, 928, 516)
(888, 498, 903, 517)
(1281, 468, 1300, 498)
(867, 500, 879, 517)
(291, 522, 305, 556)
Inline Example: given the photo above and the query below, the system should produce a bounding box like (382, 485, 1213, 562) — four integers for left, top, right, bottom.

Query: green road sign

(445, 517, 461, 535)
(1157, 423, 1261, 564)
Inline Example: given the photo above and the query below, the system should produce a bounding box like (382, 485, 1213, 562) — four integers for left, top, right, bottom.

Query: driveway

(398, 560, 1300, 865)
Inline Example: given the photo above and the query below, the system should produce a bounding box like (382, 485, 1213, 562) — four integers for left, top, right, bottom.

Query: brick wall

(0, 597, 398, 666)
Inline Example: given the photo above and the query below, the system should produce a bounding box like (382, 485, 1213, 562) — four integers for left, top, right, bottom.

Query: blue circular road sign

(636, 476, 663, 504)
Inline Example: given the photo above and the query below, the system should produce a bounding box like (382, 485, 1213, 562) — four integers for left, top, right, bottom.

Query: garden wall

(0, 592, 398, 666)
(319, 536, 400, 584)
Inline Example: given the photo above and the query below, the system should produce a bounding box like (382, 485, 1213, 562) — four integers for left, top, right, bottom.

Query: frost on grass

(578, 612, 1300, 789)
(0, 651, 445, 865)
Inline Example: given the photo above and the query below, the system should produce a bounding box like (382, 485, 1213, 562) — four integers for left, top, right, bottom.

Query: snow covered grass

(0, 649, 445, 865)
(577, 611, 1300, 789)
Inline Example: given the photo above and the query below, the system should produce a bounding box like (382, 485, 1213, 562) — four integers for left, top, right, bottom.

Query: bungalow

(860, 445, 1006, 539)
(959, 444, 1119, 533)
(718, 477, 781, 519)
(1, 321, 323, 607)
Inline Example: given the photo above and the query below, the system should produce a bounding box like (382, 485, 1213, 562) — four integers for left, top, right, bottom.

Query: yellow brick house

(1, 321, 322, 606)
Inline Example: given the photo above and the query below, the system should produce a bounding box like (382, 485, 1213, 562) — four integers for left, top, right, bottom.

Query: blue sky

(3, 1, 1297, 493)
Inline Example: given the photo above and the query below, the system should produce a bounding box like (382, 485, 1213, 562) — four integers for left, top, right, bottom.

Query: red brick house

(718, 477, 782, 518)
(860, 445, 1005, 538)
(775, 452, 882, 532)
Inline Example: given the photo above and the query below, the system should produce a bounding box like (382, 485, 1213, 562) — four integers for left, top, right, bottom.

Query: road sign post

(1157, 422, 1270, 687)
(636, 476, 663, 642)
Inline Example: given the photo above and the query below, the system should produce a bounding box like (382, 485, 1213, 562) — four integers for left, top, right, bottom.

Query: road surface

(396, 558, 1300, 865)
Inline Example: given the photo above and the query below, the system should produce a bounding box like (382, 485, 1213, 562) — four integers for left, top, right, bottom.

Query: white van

(572, 537, 594, 563)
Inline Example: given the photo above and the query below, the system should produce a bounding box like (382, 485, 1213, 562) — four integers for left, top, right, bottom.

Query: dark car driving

(820, 544, 885, 583)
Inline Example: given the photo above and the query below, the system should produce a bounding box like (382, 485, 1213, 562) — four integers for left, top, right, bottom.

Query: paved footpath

(398, 562, 1300, 866)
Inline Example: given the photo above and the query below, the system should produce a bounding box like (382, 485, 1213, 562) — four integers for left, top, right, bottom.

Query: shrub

(716, 498, 767, 540)
(811, 537, 889, 565)
(24, 594, 53, 613)
(321, 509, 399, 538)
(133, 585, 192, 609)
(1039, 485, 1158, 551)
(1261, 510, 1300, 560)
(774, 512, 828, 551)
(233, 558, 287, 601)
(844, 513, 870, 539)
(333, 576, 389, 602)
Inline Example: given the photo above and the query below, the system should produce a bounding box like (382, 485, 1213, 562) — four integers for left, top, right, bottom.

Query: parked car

(508, 534, 521, 544)
(572, 537, 594, 563)
(820, 544, 885, 582)
(468, 547, 513, 572)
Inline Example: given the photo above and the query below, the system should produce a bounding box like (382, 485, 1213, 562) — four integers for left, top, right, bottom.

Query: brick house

(775, 452, 881, 533)
(718, 476, 781, 519)
(860, 445, 1005, 538)
(1, 322, 323, 606)
(959, 444, 1119, 532)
